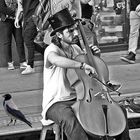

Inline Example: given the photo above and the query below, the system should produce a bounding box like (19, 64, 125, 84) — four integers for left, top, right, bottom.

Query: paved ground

(0, 50, 140, 139)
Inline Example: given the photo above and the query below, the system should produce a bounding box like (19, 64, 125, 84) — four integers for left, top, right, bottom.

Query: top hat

(48, 8, 75, 36)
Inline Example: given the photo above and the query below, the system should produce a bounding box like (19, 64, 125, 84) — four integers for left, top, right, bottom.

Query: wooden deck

(0, 95, 140, 140)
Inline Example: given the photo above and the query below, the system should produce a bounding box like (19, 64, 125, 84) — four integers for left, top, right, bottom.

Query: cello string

(77, 19, 122, 96)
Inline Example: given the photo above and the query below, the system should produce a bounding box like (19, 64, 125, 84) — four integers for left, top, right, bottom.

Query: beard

(62, 36, 79, 45)
(71, 36, 79, 44)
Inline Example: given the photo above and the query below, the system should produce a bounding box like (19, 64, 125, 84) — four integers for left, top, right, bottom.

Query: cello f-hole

(86, 89, 93, 103)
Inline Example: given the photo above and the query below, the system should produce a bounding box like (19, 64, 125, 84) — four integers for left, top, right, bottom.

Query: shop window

(92, 0, 129, 46)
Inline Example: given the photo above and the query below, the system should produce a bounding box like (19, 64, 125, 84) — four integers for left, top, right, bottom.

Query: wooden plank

(0, 114, 42, 137)
(130, 128, 140, 140)
(0, 122, 42, 137)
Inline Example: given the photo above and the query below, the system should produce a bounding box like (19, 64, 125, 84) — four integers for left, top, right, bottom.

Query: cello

(72, 19, 126, 139)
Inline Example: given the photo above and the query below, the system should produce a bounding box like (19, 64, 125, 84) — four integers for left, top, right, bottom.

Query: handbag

(32, 0, 50, 31)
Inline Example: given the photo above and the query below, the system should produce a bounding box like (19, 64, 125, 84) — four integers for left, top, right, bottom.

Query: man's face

(61, 25, 79, 44)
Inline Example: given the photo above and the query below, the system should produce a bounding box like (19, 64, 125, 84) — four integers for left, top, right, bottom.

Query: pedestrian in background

(120, 0, 140, 64)
(80, 0, 99, 50)
(0, 0, 27, 70)
(15, 0, 45, 75)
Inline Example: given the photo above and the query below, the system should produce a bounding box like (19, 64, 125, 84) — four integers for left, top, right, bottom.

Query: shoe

(120, 52, 136, 64)
(8, 62, 15, 70)
(20, 61, 28, 69)
(107, 82, 121, 91)
(21, 65, 35, 75)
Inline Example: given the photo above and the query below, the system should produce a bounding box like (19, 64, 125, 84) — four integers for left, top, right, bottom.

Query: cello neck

(78, 20, 94, 66)
(77, 19, 114, 100)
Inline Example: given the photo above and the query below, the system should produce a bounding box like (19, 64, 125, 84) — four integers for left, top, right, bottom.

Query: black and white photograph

(0, 0, 140, 140)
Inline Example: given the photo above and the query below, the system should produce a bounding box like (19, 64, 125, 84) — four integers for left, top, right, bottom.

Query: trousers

(46, 100, 131, 140)
(47, 100, 89, 140)
(128, 11, 140, 54)
(23, 17, 45, 68)
(0, 19, 26, 63)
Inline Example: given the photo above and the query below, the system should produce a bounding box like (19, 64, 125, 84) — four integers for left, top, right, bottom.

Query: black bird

(2, 94, 32, 127)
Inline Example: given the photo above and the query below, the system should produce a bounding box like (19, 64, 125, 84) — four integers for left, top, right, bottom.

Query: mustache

(72, 36, 79, 42)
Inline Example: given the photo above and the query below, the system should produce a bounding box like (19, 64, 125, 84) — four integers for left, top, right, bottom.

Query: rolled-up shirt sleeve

(0, 0, 15, 17)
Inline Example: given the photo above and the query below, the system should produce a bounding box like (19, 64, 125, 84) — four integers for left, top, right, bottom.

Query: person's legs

(128, 12, 140, 54)
(120, 11, 140, 64)
(0, 19, 14, 69)
(13, 21, 27, 65)
(23, 18, 37, 68)
(22, 18, 45, 74)
(46, 101, 89, 140)
(23, 18, 45, 68)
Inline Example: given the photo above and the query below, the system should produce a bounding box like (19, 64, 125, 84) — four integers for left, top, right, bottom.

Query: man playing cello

(41, 8, 130, 140)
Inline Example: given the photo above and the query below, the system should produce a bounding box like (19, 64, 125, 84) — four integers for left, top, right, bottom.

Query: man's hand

(83, 63, 98, 78)
(14, 17, 20, 28)
(90, 45, 101, 57)
(136, 4, 140, 13)
(15, 0, 23, 28)
(14, 10, 23, 28)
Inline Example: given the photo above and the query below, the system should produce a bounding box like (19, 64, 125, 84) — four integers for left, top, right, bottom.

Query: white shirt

(41, 43, 83, 125)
